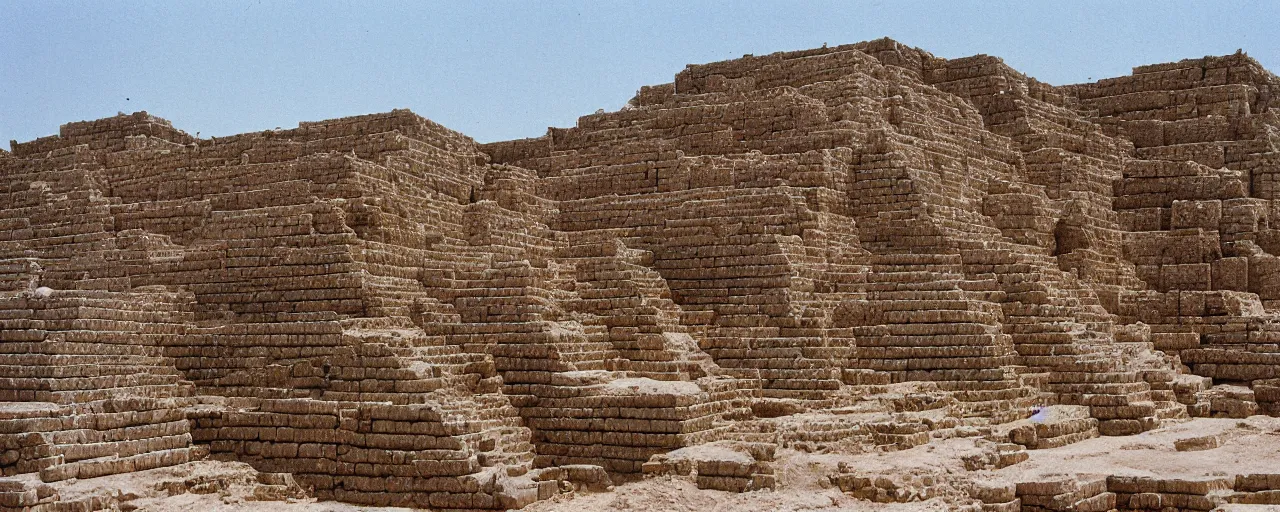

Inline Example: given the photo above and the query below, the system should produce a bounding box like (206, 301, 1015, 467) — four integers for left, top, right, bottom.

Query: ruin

(2, 38, 1279, 511)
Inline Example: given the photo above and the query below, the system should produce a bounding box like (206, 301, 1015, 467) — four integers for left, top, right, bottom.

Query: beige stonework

(2, 38, 1280, 510)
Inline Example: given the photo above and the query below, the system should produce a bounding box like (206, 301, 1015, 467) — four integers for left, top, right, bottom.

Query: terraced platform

(2, 38, 1279, 510)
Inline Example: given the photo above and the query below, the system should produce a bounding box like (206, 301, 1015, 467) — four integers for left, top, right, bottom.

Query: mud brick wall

(1, 112, 542, 508)
(1073, 52, 1280, 390)
(4, 38, 1280, 509)
(3, 107, 764, 508)
(189, 399, 534, 509)
(485, 40, 1231, 432)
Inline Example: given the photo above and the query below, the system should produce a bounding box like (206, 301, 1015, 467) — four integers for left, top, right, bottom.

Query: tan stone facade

(2, 39, 1279, 510)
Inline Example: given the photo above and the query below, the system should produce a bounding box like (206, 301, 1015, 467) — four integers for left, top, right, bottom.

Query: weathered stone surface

(2, 38, 1280, 509)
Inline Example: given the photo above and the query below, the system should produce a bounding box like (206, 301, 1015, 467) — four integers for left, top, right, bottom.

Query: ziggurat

(3, 38, 1280, 511)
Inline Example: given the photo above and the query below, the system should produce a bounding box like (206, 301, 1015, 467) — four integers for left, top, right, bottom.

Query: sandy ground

(50, 460, 411, 512)
(995, 416, 1280, 481)
(523, 476, 946, 512)
(530, 416, 1280, 512)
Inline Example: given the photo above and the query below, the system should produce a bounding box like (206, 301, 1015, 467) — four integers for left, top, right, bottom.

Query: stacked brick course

(2, 39, 1280, 509)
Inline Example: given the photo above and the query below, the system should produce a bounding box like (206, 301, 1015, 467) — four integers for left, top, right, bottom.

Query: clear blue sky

(3, 1, 1278, 146)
